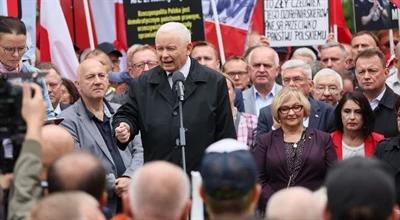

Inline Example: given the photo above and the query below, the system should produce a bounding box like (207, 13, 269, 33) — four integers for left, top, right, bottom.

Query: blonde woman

(253, 88, 337, 210)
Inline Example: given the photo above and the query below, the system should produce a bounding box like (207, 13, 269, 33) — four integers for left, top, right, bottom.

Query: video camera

(0, 71, 44, 173)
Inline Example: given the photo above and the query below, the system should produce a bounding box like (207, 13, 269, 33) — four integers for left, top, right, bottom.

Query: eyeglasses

(132, 61, 159, 70)
(278, 105, 303, 114)
(1, 46, 28, 55)
(226, 71, 247, 77)
(314, 86, 340, 94)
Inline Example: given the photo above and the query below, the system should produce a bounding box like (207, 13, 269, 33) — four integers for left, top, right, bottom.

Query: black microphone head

(172, 71, 185, 85)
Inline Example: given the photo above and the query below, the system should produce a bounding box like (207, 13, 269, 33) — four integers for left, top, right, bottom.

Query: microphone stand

(175, 82, 187, 173)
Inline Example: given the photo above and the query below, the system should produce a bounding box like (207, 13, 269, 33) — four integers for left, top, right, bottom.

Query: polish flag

(203, 0, 258, 59)
(329, 0, 352, 44)
(39, 0, 78, 80)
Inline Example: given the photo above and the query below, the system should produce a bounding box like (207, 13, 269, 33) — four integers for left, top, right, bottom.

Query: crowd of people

(1, 14, 400, 220)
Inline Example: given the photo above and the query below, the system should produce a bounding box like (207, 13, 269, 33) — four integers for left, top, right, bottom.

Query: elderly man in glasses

(127, 45, 159, 79)
(0, 16, 54, 117)
(313, 68, 344, 106)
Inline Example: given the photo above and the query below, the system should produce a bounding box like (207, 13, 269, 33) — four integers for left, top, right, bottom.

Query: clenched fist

(115, 122, 130, 143)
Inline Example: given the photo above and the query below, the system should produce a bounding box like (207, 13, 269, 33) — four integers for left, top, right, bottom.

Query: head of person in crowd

(351, 31, 379, 61)
(291, 47, 317, 65)
(355, 48, 388, 100)
(155, 22, 192, 73)
(319, 42, 349, 75)
(40, 125, 74, 180)
(342, 43, 354, 70)
(127, 161, 191, 220)
(199, 139, 261, 220)
(76, 59, 109, 103)
(281, 59, 313, 96)
(266, 187, 321, 220)
(84, 49, 113, 73)
(324, 157, 397, 220)
(108, 71, 130, 95)
(191, 41, 220, 71)
(334, 91, 376, 139)
(37, 62, 63, 109)
(60, 77, 80, 105)
(342, 70, 356, 93)
(313, 68, 343, 106)
(0, 16, 27, 70)
(97, 42, 122, 72)
(247, 46, 280, 94)
(377, 29, 399, 57)
(222, 55, 250, 90)
(30, 192, 105, 220)
(47, 151, 107, 205)
(271, 88, 311, 130)
(127, 44, 159, 78)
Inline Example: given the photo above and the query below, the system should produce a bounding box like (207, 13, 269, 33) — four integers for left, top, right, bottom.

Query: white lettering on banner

(264, 0, 329, 47)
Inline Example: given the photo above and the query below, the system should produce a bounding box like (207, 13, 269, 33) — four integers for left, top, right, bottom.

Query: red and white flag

(39, 0, 78, 80)
(202, 0, 258, 59)
(330, 0, 352, 44)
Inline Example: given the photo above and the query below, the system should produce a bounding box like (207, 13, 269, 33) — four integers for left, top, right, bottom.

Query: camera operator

(7, 82, 45, 220)
(0, 16, 54, 117)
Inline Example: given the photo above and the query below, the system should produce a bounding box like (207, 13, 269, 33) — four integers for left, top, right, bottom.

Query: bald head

(129, 161, 191, 220)
(266, 187, 321, 220)
(76, 59, 109, 100)
(47, 152, 106, 201)
(30, 192, 104, 220)
(41, 125, 74, 173)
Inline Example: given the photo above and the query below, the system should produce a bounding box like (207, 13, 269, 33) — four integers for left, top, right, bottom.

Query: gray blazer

(243, 84, 282, 116)
(59, 99, 143, 213)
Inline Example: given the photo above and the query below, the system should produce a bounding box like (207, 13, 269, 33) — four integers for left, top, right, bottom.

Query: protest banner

(264, 0, 329, 47)
(123, 0, 204, 45)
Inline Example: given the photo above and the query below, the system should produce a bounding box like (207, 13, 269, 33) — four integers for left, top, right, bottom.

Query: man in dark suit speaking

(113, 22, 236, 172)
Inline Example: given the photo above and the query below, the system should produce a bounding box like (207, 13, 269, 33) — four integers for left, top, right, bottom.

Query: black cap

(97, 42, 122, 57)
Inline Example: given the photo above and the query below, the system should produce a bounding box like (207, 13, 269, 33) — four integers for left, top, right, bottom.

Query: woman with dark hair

(331, 91, 384, 160)
(60, 78, 80, 105)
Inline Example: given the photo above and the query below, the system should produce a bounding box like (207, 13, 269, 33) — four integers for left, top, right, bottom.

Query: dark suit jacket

(234, 88, 245, 112)
(113, 58, 236, 172)
(375, 136, 400, 204)
(373, 86, 399, 138)
(253, 128, 337, 208)
(256, 97, 335, 136)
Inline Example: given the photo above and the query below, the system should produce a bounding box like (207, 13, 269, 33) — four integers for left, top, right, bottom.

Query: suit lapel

(173, 60, 207, 109)
(148, 68, 176, 107)
(76, 101, 115, 166)
(273, 129, 290, 177)
(308, 98, 320, 128)
(298, 128, 313, 171)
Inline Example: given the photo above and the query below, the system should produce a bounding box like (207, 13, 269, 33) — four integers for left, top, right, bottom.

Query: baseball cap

(325, 157, 395, 220)
(200, 138, 257, 201)
(97, 42, 122, 57)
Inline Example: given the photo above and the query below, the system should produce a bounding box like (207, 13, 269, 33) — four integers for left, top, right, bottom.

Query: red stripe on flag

(329, 0, 352, 44)
(391, 0, 400, 8)
(251, 0, 264, 34)
(204, 21, 247, 59)
(38, 25, 51, 61)
(7, 0, 19, 17)
(114, 2, 127, 51)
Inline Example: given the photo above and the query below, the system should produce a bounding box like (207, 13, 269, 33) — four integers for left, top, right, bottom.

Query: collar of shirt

(54, 103, 62, 115)
(82, 99, 113, 120)
(165, 56, 191, 79)
(252, 83, 279, 99)
(0, 61, 21, 73)
(369, 87, 386, 110)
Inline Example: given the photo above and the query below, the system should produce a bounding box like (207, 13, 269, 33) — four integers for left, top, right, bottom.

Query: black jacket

(373, 87, 399, 138)
(112, 58, 236, 172)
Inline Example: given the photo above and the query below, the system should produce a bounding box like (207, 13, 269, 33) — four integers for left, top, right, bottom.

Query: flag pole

(390, 29, 395, 57)
(210, 0, 226, 64)
(333, 24, 338, 42)
(83, 0, 95, 50)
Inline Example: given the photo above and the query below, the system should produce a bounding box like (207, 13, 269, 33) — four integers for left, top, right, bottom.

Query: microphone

(172, 71, 185, 101)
